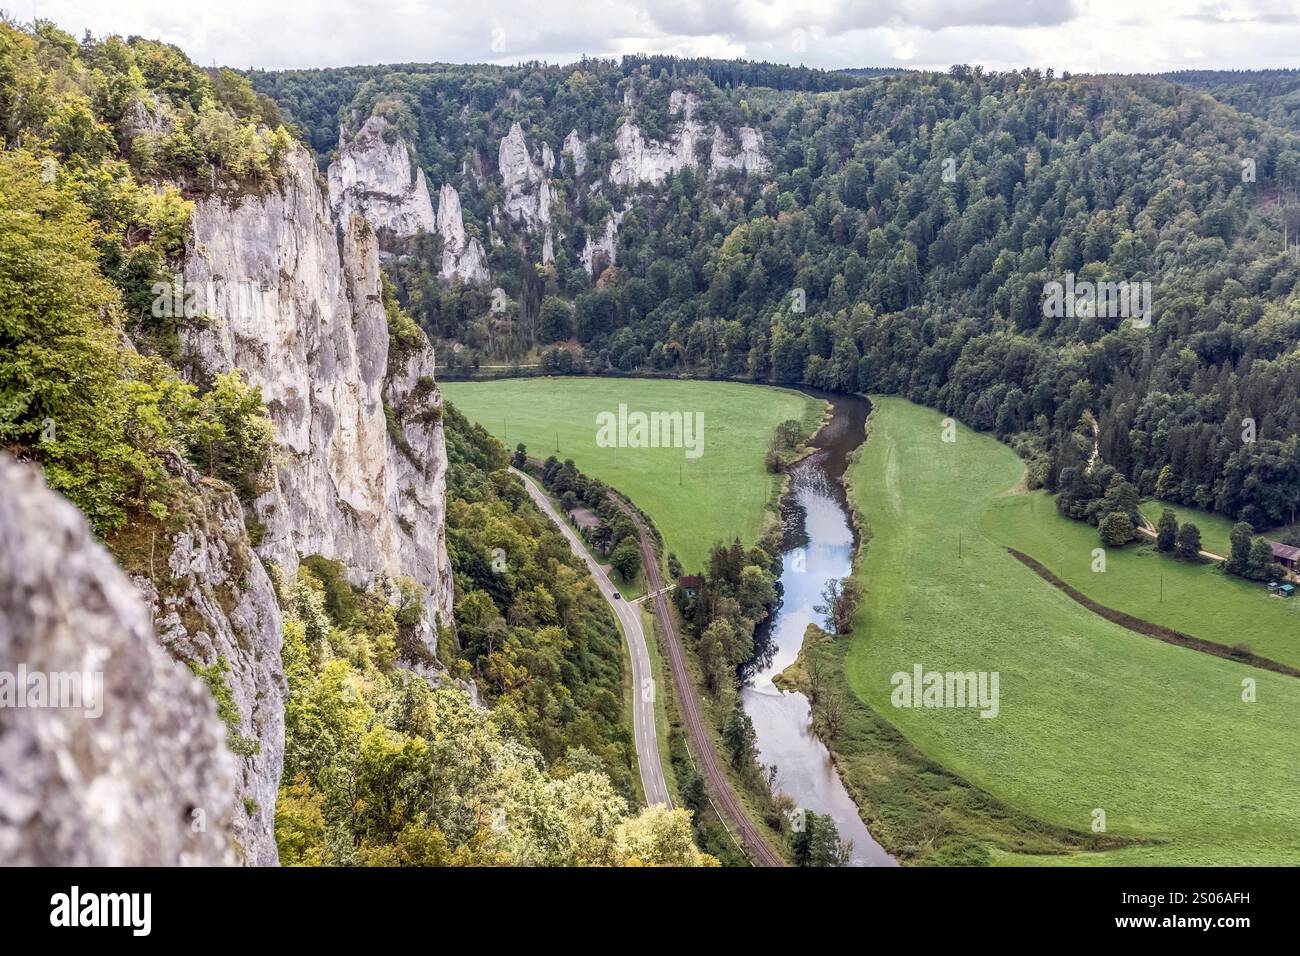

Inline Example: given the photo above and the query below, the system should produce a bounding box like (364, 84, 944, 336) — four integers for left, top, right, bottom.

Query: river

(741, 391, 897, 867)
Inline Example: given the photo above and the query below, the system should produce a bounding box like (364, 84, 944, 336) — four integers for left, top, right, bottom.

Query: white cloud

(15, 0, 1300, 72)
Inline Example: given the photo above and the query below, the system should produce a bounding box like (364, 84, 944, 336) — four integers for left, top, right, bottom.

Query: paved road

(612, 498, 786, 867)
(510, 468, 672, 809)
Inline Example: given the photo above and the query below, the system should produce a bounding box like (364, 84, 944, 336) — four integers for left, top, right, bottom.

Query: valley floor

(442, 378, 825, 570)
(830, 395, 1300, 866)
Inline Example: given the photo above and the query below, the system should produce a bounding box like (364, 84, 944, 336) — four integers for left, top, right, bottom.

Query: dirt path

(1134, 525, 1227, 562)
(612, 497, 786, 867)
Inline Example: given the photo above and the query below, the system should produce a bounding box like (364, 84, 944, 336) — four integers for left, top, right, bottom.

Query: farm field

(984, 490, 1300, 670)
(838, 395, 1300, 865)
(1137, 499, 1238, 557)
(442, 377, 824, 570)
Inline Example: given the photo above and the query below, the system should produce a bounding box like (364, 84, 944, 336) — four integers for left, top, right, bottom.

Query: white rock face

(499, 121, 551, 231)
(328, 115, 436, 239)
(563, 130, 588, 177)
(609, 118, 700, 188)
(182, 145, 455, 648)
(437, 184, 490, 283)
(669, 89, 699, 121)
(131, 451, 285, 866)
(383, 349, 454, 663)
(609, 91, 769, 187)
(709, 124, 770, 177)
(581, 209, 625, 276)
(609, 92, 706, 189)
(542, 142, 555, 175)
(0, 453, 238, 866)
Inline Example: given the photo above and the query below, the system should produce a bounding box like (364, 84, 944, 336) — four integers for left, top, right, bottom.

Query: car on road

(611, 592, 622, 600)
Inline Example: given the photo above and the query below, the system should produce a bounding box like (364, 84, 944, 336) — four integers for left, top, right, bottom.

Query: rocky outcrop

(383, 349, 454, 657)
(0, 453, 237, 866)
(182, 144, 455, 648)
(563, 130, 588, 177)
(710, 124, 770, 177)
(499, 121, 551, 231)
(130, 452, 285, 866)
(120, 91, 173, 141)
(609, 91, 769, 187)
(669, 89, 699, 121)
(436, 184, 489, 283)
(581, 209, 624, 276)
(328, 115, 436, 239)
(610, 92, 705, 188)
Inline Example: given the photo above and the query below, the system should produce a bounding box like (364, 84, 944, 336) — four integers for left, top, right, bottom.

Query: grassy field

(1137, 499, 1238, 557)
(984, 491, 1300, 669)
(837, 395, 1300, 865)
(442, 378, 824, 570)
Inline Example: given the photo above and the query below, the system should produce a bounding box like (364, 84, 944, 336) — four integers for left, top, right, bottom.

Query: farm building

(677, 576, 704, 598)
(1271, 542, 1300, 572)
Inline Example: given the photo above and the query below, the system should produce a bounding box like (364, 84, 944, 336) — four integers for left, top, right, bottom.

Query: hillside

(0, 20, 711, 867)
(249, 59, 1300, 535)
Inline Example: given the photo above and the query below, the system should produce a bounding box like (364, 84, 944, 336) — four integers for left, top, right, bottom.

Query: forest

(251, 57, 1300, 534)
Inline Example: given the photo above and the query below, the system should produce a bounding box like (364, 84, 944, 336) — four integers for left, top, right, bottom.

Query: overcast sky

(16, 0, 1300, 74)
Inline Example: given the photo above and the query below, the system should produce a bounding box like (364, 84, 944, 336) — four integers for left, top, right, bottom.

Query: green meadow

(984, 490, 1300, 669)
(839, 395, 1300, 865)
(441, 378, 824, 570)
(1137, 499, 1239, 557)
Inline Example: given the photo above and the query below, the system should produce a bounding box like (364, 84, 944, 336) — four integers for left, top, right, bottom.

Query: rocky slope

(328, 115, 436, 238)
(0, 453, 238, 866)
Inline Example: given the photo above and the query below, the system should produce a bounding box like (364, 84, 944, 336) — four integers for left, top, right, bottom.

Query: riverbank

(740, 390, 896, 866)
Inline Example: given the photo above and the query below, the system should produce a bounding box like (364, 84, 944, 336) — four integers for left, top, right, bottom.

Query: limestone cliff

(499, 121, 551, 232)
(709, 124, 770, 177)
(0, 453, 237, 866)
(581, 208, 625, 276)
(128, 452, 285, 866)
(183, 145, 455, 640)
(562, 130, 588, 177)
(609, 91, 705, 188)
(328, 115, 436, 238)
(437, 183, 490, 283)
(609, 91, 770, 187)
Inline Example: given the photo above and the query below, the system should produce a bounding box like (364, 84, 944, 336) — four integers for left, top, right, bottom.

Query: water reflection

(742, 393, 897, 867)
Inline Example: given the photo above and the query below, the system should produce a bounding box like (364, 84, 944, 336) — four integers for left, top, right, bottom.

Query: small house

(677, 575, 704, 598)
(1270, 542, 1300, 572)
(1280, 584, 1296, 599)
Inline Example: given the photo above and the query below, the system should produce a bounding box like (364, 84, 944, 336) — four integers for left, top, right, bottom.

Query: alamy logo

(0, 665, 103, 718)
(890, 664, 1000, 718)
(1042, 273, 1152, 327)
(50, 887, 151, 936)
(595, 404, 704, 459)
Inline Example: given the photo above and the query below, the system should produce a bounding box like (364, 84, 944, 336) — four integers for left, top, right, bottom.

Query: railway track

(612, 498, 785, 867)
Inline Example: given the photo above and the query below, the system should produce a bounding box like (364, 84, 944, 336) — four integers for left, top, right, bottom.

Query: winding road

(612, 500, 786, 867)
(510, 468, 672, 809)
